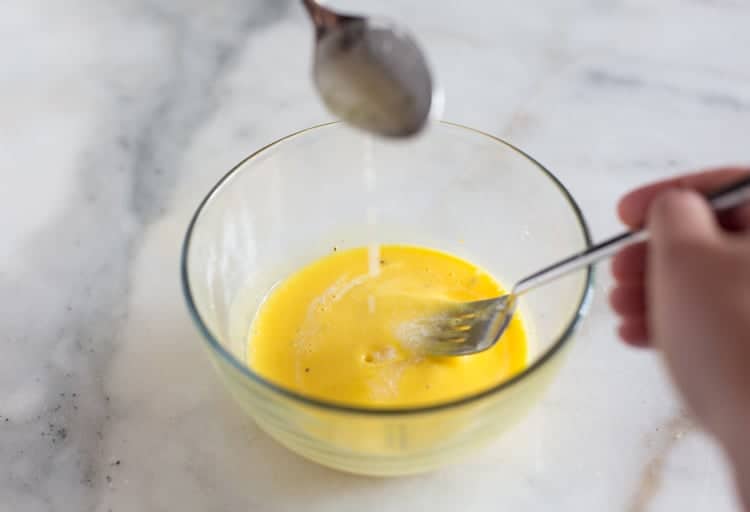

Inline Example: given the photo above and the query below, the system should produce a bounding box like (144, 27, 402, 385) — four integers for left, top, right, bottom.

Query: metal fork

(416, 174, 750, 356)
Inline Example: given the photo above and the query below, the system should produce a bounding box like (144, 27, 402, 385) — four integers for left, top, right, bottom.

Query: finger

(611, 242, 647, 283)
(618, 167, 750, 229)
(618, 317, 650, 347)
(609, 284, 646, 317)
(649, 189, 722, 252)
(618, 319, 650, 347)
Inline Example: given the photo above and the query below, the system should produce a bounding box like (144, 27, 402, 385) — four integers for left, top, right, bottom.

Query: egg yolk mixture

(248, 245, 528, 407)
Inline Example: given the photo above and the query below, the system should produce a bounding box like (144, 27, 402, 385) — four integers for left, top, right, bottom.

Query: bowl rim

(180, 120, 594, 416)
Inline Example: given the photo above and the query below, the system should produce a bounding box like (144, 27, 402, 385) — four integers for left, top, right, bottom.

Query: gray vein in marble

(1, 1, 290, 510)
(130, 0, 292, 222)
(691, 0, 750, 8)
(585, 69, 750, 112)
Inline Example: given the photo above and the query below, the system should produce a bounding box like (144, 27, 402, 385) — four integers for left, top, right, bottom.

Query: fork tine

(400, 295, 516, 356)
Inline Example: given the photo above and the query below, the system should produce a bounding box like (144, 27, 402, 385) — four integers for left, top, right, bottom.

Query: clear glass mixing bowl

(181, 121, 593, 475)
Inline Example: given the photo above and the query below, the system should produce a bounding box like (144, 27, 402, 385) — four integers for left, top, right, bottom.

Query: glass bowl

(181, 121, 593, 476)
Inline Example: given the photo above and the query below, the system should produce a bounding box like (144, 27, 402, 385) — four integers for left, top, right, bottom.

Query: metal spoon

(409, 174, 750, 356)
(301, 0, 436, 138)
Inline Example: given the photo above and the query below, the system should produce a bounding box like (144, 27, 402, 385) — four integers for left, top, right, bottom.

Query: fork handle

(513, 174, 750, 296)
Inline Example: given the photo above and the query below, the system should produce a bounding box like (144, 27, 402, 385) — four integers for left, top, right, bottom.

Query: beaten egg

(248, 245, 528, 407)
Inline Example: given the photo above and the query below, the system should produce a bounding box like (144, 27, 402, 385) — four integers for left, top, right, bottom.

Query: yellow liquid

(248, 245, 528, 407)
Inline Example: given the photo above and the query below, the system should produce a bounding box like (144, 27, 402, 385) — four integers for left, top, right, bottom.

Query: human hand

(610, 167, 750, 507)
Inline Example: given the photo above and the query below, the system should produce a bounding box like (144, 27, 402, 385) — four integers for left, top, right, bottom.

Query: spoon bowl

(302, 0, 435, 138)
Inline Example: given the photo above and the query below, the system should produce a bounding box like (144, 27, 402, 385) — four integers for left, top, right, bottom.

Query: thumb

(648, 189, 721, 255)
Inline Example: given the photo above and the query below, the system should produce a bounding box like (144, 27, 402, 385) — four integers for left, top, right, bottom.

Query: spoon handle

(301, 0, 356, 36)
(513, 174, 750, 296)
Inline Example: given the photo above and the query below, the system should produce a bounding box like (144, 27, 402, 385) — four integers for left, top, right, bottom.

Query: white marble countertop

(3, 0, 750, 510)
